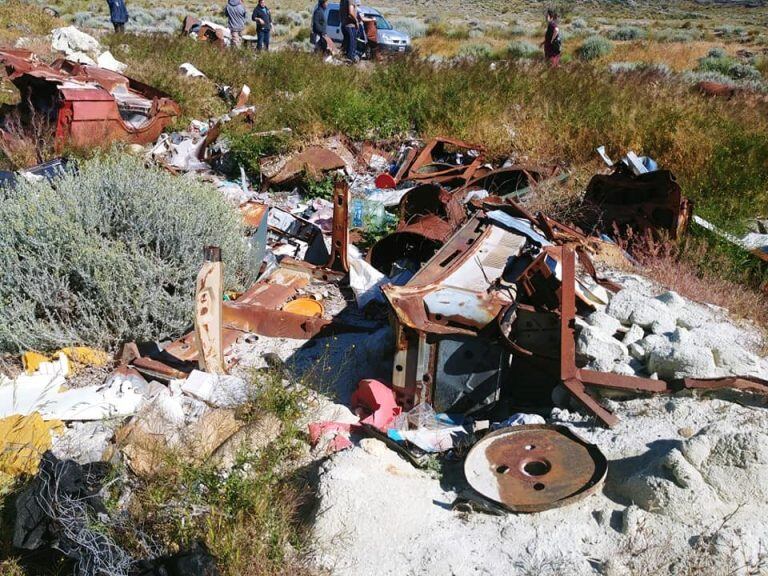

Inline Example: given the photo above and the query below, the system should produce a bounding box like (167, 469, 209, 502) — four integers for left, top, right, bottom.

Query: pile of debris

(2, 43, 768, 570)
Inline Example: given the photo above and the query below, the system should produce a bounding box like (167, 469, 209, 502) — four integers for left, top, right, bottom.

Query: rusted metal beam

(326, 180, 350, 273)
(682, 376, 768, 395)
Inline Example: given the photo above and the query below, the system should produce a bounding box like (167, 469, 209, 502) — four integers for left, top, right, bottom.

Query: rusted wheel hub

(464, 424, 607, 513)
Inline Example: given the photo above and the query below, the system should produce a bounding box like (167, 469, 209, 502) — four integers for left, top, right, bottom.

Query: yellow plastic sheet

(22, 347, 109, 375)
(0, 414, 65, 476)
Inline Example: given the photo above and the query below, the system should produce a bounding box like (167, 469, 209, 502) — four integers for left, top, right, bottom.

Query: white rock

(65, 51, 97, 66)
(630, 298, 675, 329)
(51, 26, 101, 57)
(711, 344, 763, 376)
(655, 290, 686, 310)
(677, 306, 714, 329)
(650, 317, 676, 335)
(647, 342, 718, 380)
(97, 50, 127, 73)
(606, 287, 678, 329)
(585, 310, 623, 335)
(577, 325, 629, 365)
(606, 288, 645, 324)
(622, 324, 645, 346)
(628, 342, 646, 361)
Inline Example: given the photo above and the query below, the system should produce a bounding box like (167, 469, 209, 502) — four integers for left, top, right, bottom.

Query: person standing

(252, 0, 272, 51)
(541, 8, 561, 67)
(106, 0, 128, 33)
(312, 0, 329, 54)
(359, 7, 378, 61)
(339, 0, 358, 62)
(225, 0, 247, 48)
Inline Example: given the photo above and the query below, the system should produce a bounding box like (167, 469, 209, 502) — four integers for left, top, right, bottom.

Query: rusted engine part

(581, 169, 692, 241)
(463, 424, 607, 513)
(368, 183, 466, 276)
(384, 213, 529, 412)
(402, 137, 486, 188)
(503, 247, 666, 427)
(181, 16, 227, 48)
(130, 186, 353, 381)
(0, 50, 180, 150)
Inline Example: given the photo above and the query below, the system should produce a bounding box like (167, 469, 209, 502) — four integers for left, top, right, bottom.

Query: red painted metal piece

(0, 50, 180, 150)
(0, 50, 181, 150)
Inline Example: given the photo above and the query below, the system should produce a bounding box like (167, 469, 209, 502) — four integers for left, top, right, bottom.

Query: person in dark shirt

(339, 0, 358, 62)
(541, 8, 561, 67)
(312, 0, 329, 54)
(252, 0, 272, 51)
(106, 0, 128, 33)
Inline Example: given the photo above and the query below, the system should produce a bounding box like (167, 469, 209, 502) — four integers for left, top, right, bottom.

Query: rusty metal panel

(0, 50, 180, 150)
(581, 169, 692, 240)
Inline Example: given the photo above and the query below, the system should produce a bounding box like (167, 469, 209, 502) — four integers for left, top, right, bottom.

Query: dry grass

(612, 40, 725, 72)
(626, 234, 768, 332)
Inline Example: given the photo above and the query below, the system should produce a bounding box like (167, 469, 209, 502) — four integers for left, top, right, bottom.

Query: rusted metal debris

(266, 147, 347, 188)
(581, 167, 693, 241)
(464, 424, 607, 512)
(181, 16, 227, 49)
(368, 183, 467, 276)
(130, 183, 355, 381)
(0, 50, 180, 150)
(403, 137, 486, 188)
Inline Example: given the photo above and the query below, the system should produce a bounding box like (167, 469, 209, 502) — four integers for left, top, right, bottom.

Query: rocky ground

(170, 270, 768, 576)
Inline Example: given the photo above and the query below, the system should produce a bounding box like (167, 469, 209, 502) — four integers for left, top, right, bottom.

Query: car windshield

(366, 13, 392, 30)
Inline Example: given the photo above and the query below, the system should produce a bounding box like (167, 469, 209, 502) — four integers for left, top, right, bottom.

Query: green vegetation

(130, 369, 313, 576)
(0, 152, 256, 353)
(577, 35, 613, 61)
(224, 125, 294, 180)
(608, 26, 647, 41)
(507, 40, 539, 59)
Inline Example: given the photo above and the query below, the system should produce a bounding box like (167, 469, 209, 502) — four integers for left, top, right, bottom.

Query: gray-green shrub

(457, 43, 493, 60)
(697, 55, 762, 81)
(390, 17, 427, 39)
(0, 153, 257, 353)
(507, 40, 539, 59)
(577, 35, 612, 61)
(653, 28, 699, 43)
(608, 26, 646, 41)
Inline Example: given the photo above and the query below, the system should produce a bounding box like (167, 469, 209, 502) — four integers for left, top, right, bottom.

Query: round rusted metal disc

(282, 298, 324, 318)
(464, 424, 607, 513)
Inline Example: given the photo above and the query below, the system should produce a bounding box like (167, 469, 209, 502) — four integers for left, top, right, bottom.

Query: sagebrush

(0, 152, 257, 352)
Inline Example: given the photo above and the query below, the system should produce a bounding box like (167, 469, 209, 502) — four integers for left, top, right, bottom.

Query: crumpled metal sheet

(0, 49, 180, 150)
(581, 169, 692, 240)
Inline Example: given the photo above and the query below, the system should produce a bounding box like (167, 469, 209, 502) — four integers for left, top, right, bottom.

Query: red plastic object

(375, 173, 397, 189)
(351, 379, 402, 431)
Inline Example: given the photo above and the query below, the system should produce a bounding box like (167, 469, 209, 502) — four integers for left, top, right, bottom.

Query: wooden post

(194, 246, 226, 374)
